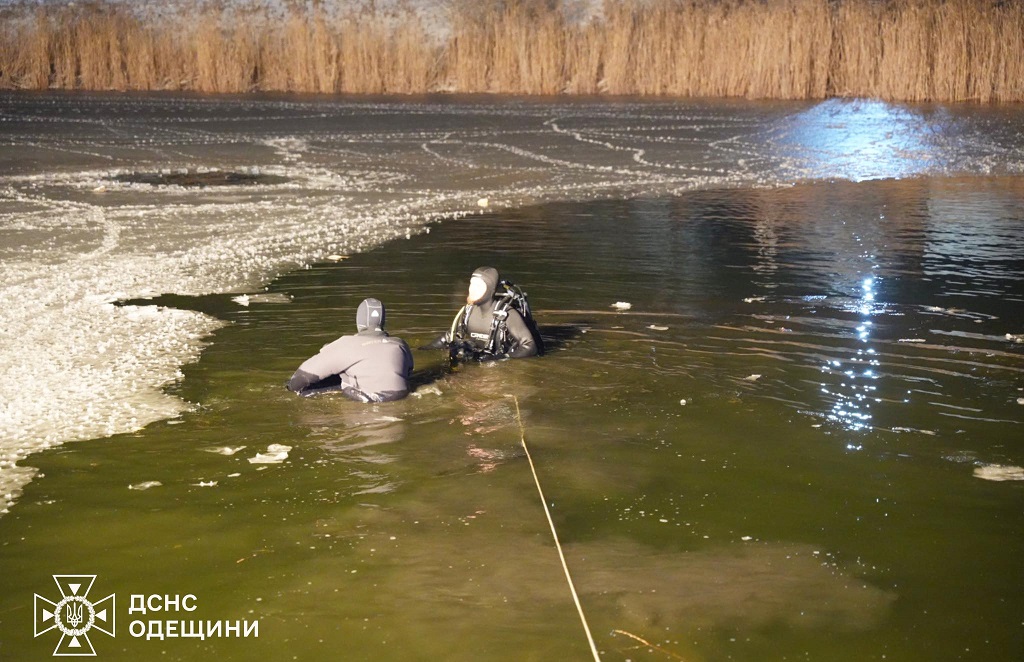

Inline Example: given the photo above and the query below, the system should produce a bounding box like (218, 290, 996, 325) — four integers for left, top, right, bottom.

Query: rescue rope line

(509, 394, 601, 662)
(612, 629, 688, 661)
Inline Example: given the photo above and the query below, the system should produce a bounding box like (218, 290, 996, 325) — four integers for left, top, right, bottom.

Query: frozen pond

(0, 93, 1023, 660)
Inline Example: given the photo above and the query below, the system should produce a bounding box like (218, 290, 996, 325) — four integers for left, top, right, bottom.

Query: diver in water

(427, 266, 543, 361)
(287, 298, 413, 402)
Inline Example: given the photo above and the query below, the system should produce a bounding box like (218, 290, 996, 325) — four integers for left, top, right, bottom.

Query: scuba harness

(446, 280, 542, 359)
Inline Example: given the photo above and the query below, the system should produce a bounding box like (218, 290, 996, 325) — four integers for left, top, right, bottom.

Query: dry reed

(1, 0, 1022, 102)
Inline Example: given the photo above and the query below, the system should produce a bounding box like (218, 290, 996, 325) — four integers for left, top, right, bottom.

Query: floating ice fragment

(973, 465, 1024, 482)
(193, 481, 218, 487)
(611, 301, 632, 310)
(891, 426, 936, 436)
(412, 384, 442, 398)
(477, 197, 489, 208)
(1006, 333, 1024, 344)
(249, 444, 292, 464)
(326, 255, 349, 261)
(233, 295, 250, 307)
(741, 536, 753, 541)
(929, 305, 966, 315)
(743, 374, 762, 381)
(679, 399, 687, 406)
(227, 473, 241, 478)
(648, 325, 669, 331)
(898, 338, 926, 343)
(128, 481, 162, 490)
(1017, 398, 1024, 405)
(205, 446, 246, 455)
(743, 296, 766, 303)
(245, 293, 292, 304)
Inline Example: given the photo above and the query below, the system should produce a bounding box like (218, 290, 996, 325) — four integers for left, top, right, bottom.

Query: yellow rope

(612, 629, 689, 661)
(509, 394, 601, 662)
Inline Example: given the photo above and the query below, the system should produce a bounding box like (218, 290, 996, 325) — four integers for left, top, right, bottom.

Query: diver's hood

(469, 267, 500, 305)
(356, 298, 385, 332)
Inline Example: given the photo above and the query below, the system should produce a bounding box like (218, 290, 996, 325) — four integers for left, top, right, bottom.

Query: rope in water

(509, 394, 601, 662)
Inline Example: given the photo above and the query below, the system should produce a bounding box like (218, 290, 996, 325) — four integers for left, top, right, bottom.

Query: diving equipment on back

(432, 267, 543, 361)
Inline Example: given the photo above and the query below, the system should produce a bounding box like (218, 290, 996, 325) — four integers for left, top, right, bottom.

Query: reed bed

(1, 0, 1022, 102)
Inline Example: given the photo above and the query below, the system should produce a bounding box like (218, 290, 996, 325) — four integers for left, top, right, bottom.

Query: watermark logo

(34, 575, 115, 657)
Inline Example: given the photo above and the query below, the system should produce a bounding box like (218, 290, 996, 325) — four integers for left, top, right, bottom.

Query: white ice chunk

(412, 384, 442, 398)
(205, 446, 246, 455)
(973, 465, 1024, 482)
(128, 481, 162, 490)
(248, 444, 292, 464)
(245, 293, 292, 304)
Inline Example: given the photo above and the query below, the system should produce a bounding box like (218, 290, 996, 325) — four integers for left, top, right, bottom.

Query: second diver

(427, 266, 543, 361)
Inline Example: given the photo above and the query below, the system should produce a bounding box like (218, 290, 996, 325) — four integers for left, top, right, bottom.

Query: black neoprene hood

(470, 267, 499, 303)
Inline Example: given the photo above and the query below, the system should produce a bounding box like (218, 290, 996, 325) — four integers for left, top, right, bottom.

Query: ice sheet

(1, 93, 1023, 514)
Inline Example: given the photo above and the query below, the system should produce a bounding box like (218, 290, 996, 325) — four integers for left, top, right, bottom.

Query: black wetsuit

(447, 267, 541, 359)
(287, 298, 413, 401)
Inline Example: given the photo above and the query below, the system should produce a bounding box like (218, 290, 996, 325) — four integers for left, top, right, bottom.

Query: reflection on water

(774, 100, 946, 181)
(3, 93, 1024, 516)
(0, 177, 1022, 661)
(822, 275, 882, 436)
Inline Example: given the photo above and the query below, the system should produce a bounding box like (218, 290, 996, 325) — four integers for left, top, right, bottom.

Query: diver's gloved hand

(448, 341, 475, 362)
(418, 334, 450, 350)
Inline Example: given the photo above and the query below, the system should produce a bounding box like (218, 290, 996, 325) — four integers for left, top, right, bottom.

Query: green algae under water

(2, 177, 1023, 661)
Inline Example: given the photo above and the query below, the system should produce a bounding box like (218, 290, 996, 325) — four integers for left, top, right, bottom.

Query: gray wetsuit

(448, 267, 541, 359)
(287, 298, 413, 401)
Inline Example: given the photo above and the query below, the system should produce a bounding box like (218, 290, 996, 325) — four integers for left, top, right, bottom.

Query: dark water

(1, 177, 1023, 661)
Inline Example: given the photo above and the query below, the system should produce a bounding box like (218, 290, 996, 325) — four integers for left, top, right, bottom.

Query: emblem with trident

(65, 601, 84, 629)
(34, 575, 116, 656)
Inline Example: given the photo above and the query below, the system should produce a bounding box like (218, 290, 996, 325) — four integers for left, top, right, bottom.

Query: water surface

(1, 177, 1022, 660)
(3, 93, 1024, 510)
